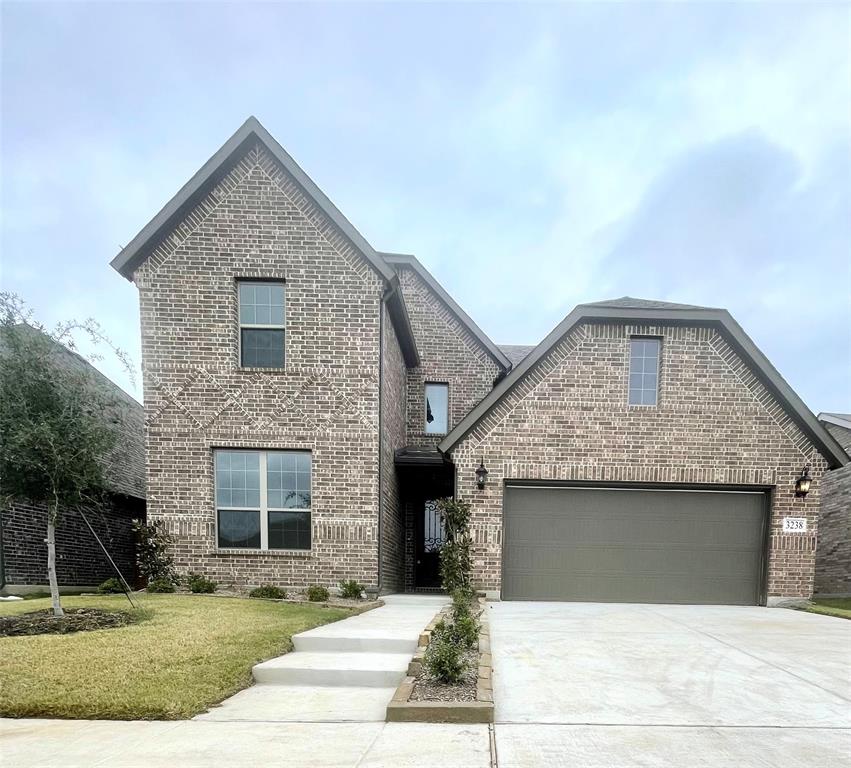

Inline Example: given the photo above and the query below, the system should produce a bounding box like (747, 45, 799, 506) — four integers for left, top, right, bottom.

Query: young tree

(0, 293, 135, 617)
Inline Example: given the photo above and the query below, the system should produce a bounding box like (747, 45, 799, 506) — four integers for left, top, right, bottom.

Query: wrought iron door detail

(423, 499, 445, 553)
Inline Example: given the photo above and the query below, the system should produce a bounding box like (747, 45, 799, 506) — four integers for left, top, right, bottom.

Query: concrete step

(252, 651, 411, 687)
(292, 632, 417, 654)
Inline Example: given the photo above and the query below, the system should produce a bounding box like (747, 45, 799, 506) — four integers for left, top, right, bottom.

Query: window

(424, 383, 449, 434)
(215, 449, 311, 550)
(239, 281, 285, 368)
(628, 338, 660, 406)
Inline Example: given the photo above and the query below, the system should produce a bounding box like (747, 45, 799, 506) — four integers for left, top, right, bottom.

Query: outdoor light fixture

(475, 459, 488, 490)
(794, 466, 812, 498)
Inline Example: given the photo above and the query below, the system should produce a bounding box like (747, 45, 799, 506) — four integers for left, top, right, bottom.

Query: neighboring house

(815, 413, 851, 596)
(0, 326, 146, 594)
(110, 116, 846, 605)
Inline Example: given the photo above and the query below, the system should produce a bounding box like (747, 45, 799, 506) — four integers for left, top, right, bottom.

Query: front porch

(394, 448, 454, 593)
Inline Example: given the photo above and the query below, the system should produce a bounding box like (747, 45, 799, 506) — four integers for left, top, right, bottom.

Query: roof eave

(440, 305, 848, 469)
(380, 252, 511, 370)
(111, 116, 396, 285)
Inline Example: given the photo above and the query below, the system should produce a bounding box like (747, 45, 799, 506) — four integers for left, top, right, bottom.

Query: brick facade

(136, 142, 385, 590)
(449, 323, 829, 600)
(815, 422, 851, 595)
(396, 264, 502, 449)
(1, 496, 144, 588)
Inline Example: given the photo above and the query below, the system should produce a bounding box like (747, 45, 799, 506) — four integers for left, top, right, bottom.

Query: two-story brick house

(111, 117, 847, 605)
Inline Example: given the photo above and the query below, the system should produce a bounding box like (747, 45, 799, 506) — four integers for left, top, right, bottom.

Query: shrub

(147, 578, 175, 593)
(249, 585, 287, 600)
(187, 572, 217, 594)
(97, 577, 125, 594)
(424, 629, 466, 683)
(133, 519, 178, 585)
(306, 585, 329, 602)
(452, 612, 480, 648)
(338, 580, 364, 600)
(437, 498, 473, 594)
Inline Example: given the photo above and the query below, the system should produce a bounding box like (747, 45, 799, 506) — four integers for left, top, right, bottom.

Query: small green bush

(338, 579, 364, 600)
(147, 578, 175, 593)
(452, 612, 480, 648)
(97, 577, 125, 594)
(424, 629, 466, 683)
(187, 572, 217, 594)
(249, 585, 287, 600)
(306, 585, 329, 602)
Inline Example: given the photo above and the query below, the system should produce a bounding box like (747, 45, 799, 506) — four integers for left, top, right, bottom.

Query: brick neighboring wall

(379, 304, 407, 591)
(815, 422, 851, 595)
(396, 266, 502, 448)
(135, 142, 384, 590)
(450, 322, 829, 600)
(2, 496, 143, 587)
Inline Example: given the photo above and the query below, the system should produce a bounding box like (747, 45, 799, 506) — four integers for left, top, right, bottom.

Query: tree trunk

(47, 504, 64, 618)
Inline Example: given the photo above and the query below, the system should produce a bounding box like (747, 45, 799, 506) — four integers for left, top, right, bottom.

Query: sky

(1, 2, 849, 413)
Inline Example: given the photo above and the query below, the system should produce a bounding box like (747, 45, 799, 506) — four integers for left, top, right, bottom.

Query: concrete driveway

(489, 602, 851, 767)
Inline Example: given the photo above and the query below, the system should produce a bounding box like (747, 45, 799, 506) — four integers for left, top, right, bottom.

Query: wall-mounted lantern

(794, 466, 812, 498)
(475, 459, 488, 490)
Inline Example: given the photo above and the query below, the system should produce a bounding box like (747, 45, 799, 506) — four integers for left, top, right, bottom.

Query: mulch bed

(409, 647, 479, 702)
(0, 608, 134, 637)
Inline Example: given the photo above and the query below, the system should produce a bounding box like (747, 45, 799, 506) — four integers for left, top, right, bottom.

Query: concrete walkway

(489, 601, 851, 767)
(197, 593, 446, 722)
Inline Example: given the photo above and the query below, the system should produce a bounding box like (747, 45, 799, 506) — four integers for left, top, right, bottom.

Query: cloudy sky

(2, 2, 849, 413)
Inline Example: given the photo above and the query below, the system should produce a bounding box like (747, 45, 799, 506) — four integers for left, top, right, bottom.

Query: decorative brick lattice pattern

(450, 322, 828, 600)
(136, 143, 386, 589)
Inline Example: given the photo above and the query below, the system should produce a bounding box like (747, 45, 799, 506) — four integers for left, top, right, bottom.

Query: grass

(803, 597, 851, 620)
(0, 593, 351, 719)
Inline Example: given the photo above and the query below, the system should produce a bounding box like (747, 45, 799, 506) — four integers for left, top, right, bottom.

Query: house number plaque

(782, 517, 807, 533)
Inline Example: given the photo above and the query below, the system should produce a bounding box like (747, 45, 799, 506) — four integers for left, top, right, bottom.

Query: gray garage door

(503, 485, 767, 605)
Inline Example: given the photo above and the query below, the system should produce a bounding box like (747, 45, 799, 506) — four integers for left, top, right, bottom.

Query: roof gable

(439, 302, 848, 468)
(381, 253, 511, 370)
(111, 117, 419, 367)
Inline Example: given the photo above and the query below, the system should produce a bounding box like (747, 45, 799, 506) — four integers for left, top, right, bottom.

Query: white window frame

(214, 449, 311, 551)
(424, 382, 449, 435)
(628, 336, 661, 407)
(237, 280, 286, 369)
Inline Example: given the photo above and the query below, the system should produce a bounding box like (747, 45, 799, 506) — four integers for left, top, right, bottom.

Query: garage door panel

(502, 486, 766, 605)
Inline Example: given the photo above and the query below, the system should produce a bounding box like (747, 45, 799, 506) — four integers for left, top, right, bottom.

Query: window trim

(214, 448, 312, 552)
(236, 278, 286, 370)
(627, 336, 661, 407)
(424, 381, 450, 435)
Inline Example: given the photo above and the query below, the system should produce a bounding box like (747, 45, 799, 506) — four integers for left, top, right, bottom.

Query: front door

(415, 499, 444, 589)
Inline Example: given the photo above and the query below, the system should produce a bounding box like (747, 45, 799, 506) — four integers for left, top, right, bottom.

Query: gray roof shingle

(580, 296, 717, 310)
(498, 344, 537, 366)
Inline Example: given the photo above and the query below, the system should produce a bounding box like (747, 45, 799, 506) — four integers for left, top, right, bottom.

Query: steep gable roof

(380, 253, 511, 370)
(111, 116, 419, 367)
(439, 301, 848, 468)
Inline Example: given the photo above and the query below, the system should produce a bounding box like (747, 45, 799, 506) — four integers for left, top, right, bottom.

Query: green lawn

(804, 598, 851, 620)
(0, 593, 351, 719)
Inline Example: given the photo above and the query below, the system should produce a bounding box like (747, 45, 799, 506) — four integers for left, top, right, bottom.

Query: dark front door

(415, 499, 444, 589)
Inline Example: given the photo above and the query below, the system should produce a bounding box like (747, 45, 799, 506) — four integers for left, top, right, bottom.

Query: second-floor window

(239, 281, 285, 368)
(628, 337, 661, 406)
(425, 383, 449, 434)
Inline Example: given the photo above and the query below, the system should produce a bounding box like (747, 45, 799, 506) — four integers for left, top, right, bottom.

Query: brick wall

(135, 142, 384, 590)
(396, 265, 502, 448)
(815, 422, 851, 595)
(450, 322, 829, 600)
(2, 496, 143, 588)
(379, 303, 407, 591)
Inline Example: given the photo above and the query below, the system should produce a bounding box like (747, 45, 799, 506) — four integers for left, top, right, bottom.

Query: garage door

(502, 485, 767, 605)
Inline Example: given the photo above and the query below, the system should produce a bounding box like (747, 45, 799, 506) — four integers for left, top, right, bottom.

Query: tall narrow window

(215, 449, 311, 550)
(239, 281, 285, 368)
(424, 383, 449, 434)
(628, 338, 660, 406)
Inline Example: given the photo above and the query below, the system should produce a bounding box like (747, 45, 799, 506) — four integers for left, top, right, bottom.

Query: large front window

(215, 449, 311, 550)
(238, 281, 285, 368)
